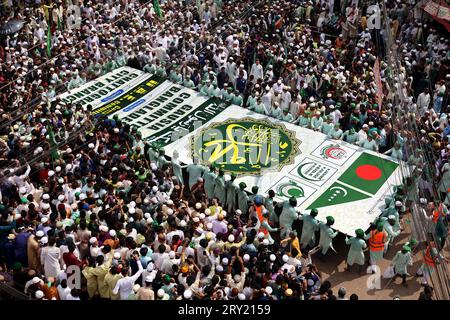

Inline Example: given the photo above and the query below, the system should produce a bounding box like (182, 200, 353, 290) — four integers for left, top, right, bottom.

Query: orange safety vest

(432, 203, 445, 223)
(368, 230, 387, 251)
(424, 244, 437, 268)
(255, 205, 268, 236)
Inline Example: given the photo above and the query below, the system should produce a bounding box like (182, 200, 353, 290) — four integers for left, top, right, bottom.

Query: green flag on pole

(47, 125, 59, 161)
(153, 0, 164, 20)
(46, 24, 52, 57)
(57, 16, 62, 31)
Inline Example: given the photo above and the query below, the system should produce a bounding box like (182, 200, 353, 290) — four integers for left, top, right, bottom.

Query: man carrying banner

(279, 197, 301, 239)
(299, 208, 320, 250)
(364, 222, 388, 273)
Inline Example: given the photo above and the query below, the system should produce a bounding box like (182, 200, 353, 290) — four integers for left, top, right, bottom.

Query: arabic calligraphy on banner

(191, 118, 301, 175)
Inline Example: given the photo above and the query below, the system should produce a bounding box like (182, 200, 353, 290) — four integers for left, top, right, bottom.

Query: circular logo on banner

(320, 145, 347, 160)
(191, 118, 300, 175)
(297, 162, 330, 182)
(276, 180, 305, 199)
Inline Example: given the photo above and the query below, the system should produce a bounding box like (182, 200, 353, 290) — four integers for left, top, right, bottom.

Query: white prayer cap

(236, 209, 242, 215)
(193, 217, 200, 223)
(55, 166, 61, 173)
(419, 198, 427, 204)
(128, 207, 136, 214)
(35, 290, 44, 299)
(167, 199, 174, 205)
(199, 213, 205, 220)
(41, 217, 49, 224)
(228, 234, 235, 242)
(167, 208, 174, 215)
(40, 237, 48, 244)
(79, 193, 87, 200)
(184, 289, 193, 299)
(216, 265, 224, 272)
(19, 186, 27, 194)
(58, 194, 65, 202)
(99, 225, 108, 232)
(395, 201, 402, 207)
(89, 237, 97, 244)
(32, 277, 41, 284)
(144, 213, 151, 219)
(206, 222, 213, 230)
(129, 201, 136, 208)
(157, 289, 165, 298)
(109, 230, 116, 237)
(145, 275, 154, 283)
(238, 293, 246, 300)
(169, 251, 176, 259)
(265, 286, 273, 294)
(195, 202, 202, 209)
(222, 210, 227, 217)
(128, 217, 134, 223)
(222, 257, 229, 265)
(146, 217, 153, 224)
(152, 186, 158, 192)
(66, 164, 72, 170)
(42, 203, 50, 210)
(179, 220, 187, 227)
(262, 239, 269, 245)
(36, 230, 44, 238)
(48, 170, 55, 177)
(282, 254, 289, 262)
(234, 274, 241, 282)
(205, 208, 212, 215)
(388, 215, 396, 220)
(243, 254, 250, 262)
(270, 254, 276, 261)
(113, 252, 121, 260)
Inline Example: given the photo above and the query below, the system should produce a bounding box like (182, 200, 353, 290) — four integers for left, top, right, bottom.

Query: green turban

(12, 262, 22, 271)
(239, 182, 247, 190)
(355, 229, 365, 237)
(310, 208, 318, 216)
(21, 197, 28, 204)
(326, 216, 335, 225)
(402, 245, 411, 253)
(252, 186, 259, 194)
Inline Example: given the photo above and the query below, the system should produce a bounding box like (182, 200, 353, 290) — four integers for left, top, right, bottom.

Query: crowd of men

(0, 0, 448, 300)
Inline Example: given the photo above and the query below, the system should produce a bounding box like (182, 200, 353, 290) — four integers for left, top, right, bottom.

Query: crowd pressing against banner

(0, 0, 448, 300)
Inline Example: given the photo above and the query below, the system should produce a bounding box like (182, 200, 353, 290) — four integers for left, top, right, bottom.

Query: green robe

(225, 180, 239, 211)
(253, 103, 266, 114)
(321, 122, 334, 135)
(345, 237, 367, 266)
(186, 164, 206, 189)
(265, 196, 278, 225)
(297, 115, 310, 127)
(299, 214, 319, 248)
(279, 202, 299, 239)
(319, 223, 338, 255)
(143, 64, 156, 74)
(203, 170, 217, 200)
(171, 158, 185, 184)
(392, 251, 412, 275)
(237, 189, 249, 214)
(214, 175, 226, 205)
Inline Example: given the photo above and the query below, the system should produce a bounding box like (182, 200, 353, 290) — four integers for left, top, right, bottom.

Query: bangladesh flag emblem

(307, 182, 371, 209)
(337, 152, 399, 195)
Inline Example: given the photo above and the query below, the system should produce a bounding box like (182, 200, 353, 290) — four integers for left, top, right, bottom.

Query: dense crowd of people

(0, 0, 448, 300)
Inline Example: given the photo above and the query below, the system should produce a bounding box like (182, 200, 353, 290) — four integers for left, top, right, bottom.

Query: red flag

(373, 58, 383, 110)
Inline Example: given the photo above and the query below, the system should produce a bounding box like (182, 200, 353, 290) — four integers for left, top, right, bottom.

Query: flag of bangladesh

(337, 152, 398, 195)
(307, 182, 370, 209)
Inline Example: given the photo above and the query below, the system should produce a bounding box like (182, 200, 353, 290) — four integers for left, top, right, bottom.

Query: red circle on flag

(356, 165, 382, 180)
